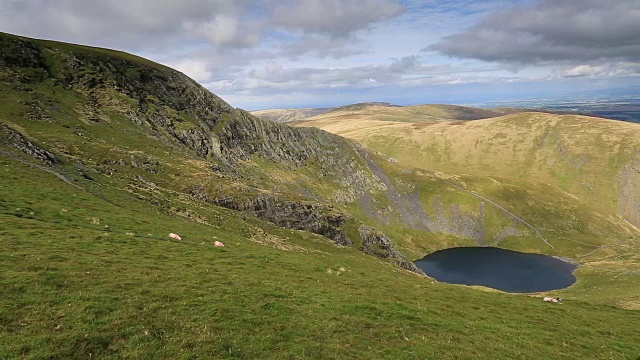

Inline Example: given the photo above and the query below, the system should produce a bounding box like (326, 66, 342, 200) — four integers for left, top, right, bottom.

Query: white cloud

(0, 0, 256, 49)
(185, 15, 261, 48)
(563, 65, 609, 78)
(559, 63, 640, 78)
(170, 59, 213, 82)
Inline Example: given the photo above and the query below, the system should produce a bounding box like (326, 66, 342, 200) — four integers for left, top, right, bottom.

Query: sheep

(543, 297, 562, 303)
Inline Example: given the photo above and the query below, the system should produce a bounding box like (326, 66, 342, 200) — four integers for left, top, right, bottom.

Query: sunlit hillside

(297, 112, 640, 229)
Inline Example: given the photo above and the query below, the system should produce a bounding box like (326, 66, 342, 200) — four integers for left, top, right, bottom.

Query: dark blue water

(414, 247, 577, 293)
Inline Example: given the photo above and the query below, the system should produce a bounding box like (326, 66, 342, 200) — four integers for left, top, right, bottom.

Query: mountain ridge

(252, 102, 564, 124)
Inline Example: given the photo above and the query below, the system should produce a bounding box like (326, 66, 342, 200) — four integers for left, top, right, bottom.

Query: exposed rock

(189, 189, 353, 247)
(0, 35, 50, 83)
(0, 125, 58, 165)
(429, 198, 486, 243)
(188, 186, 424, 273)
(358, 225, 426, 275)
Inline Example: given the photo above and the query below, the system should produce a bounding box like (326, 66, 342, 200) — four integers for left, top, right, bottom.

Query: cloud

(0, 0, 403, 51)
(388, 55, 419, 73)
(169, 59, 213, 82)
(276, 35, 365, 59)
(185, 14, 262, 48)
(430, 0, 640, 64)
(562, 65, 608, 78)
(271, 0, 403, 37)
(558, 63, 640, 78)
(208, 56, 489, 97)
(0, 0, 260, 49)
(2, 0, 637, 110)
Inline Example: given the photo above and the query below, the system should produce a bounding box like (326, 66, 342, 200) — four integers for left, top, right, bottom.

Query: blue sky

(1, 0, 638, 110)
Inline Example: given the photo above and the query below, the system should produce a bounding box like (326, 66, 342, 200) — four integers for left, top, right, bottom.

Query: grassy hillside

(4, 157, 640, 359)
(1, 32, 640, 358)
(297, 112, 640, 228)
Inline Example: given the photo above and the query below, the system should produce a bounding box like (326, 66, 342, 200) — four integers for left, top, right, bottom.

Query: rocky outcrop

(1, 34, 386, 201)
(187, 187, 352, 246)
(0, 125, 59, 165)
(212, 112, 386, 200)
(358, 226, 425, 275)
(0, 34, 50, 83)
(1, 35, 386, 203)
(189, 187, 425, 274)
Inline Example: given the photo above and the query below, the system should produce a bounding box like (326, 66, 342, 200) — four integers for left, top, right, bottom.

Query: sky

(1, 0, 639, 110)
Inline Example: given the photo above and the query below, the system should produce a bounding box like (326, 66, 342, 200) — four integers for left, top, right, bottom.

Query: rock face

(358, 226, 426, 275)
(193, 189, 426, 275)
(206, 192, 353, 247)
(0, 125, 59, 166)
(215, 110, 336, 165)
(0, 34, 384, 199)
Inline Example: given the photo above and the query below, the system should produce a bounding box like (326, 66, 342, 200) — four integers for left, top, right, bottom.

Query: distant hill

(309, 103, 541, 122)
(250, 107, 331, 122)
(255, 102, 559, 124)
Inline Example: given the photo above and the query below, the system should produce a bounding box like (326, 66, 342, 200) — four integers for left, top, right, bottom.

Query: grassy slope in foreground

(2, 154, 640, 359)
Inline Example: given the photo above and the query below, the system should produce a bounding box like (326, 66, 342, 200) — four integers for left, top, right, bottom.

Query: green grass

(2, 158, 640, 359)
(304, 112, 640, 226)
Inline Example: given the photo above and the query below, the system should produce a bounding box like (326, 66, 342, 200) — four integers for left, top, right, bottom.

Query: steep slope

(1, 31, 436, 272)
(1, 31, 639, 282)
(1, 32, 640, 358)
